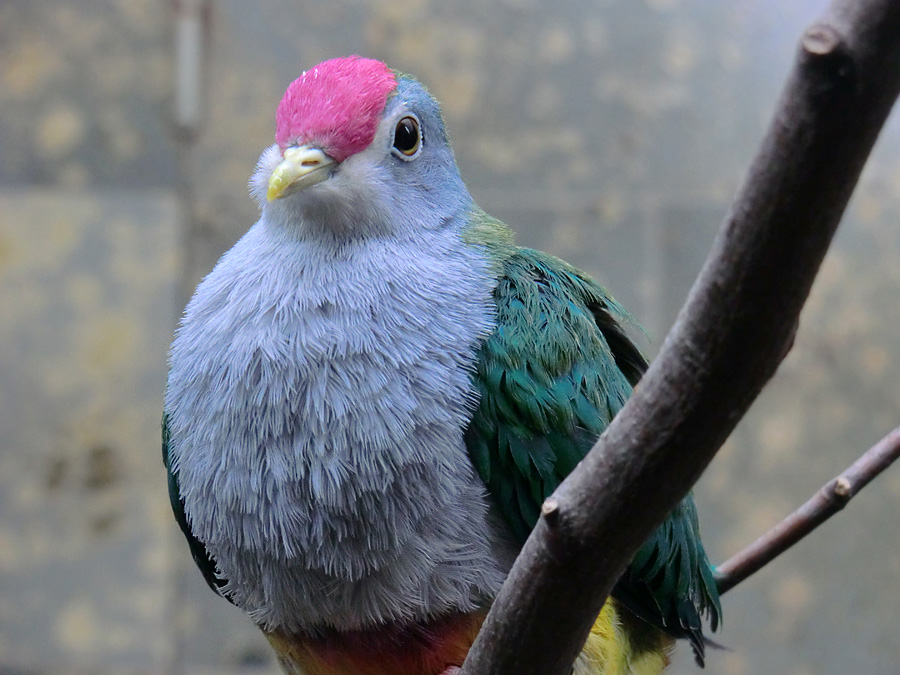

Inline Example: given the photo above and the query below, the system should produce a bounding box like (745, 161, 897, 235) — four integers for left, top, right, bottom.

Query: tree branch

(460, 2, 900, 674)
(713, 426, 900, 595)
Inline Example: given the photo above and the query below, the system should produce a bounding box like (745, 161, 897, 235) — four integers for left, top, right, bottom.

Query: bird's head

(251, 56, 469, 238)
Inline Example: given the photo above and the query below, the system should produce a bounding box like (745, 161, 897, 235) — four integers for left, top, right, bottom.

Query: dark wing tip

(587, 299, 648, 387)
(162, 412, 231, 598)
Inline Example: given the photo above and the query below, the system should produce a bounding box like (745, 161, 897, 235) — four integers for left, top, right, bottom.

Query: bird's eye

(392, 116, 421, 158)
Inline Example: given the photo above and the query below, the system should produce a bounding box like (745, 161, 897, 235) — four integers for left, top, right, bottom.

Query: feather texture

(162, 413, 225, 595)
(275, 56, 398, 161)
(463, 209, 721, 664)
(164, 216, 517, 633)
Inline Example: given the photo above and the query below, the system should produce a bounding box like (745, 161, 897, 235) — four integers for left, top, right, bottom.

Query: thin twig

(460, 2, 900, 674)
(714, 426, 900, 595)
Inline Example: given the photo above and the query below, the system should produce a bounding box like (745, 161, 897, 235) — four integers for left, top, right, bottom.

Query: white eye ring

(391, 114, 422, 160)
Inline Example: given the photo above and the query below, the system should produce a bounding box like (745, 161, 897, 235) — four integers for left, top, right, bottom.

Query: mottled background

(1, 1, 899, 674)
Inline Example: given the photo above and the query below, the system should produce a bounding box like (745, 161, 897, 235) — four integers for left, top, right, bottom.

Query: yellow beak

(266, 146, 336, 201)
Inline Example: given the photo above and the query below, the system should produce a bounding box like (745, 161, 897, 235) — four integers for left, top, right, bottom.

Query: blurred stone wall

(1, 1, 898, 674)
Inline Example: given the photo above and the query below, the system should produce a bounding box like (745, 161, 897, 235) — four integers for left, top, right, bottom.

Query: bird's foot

(439, 668, 461, 675)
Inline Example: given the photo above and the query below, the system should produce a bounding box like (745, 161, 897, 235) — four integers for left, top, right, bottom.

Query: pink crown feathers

(275, 56, 398, 162)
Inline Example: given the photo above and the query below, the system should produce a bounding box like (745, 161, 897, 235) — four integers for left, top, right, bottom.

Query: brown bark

(714, 426, 900, 595)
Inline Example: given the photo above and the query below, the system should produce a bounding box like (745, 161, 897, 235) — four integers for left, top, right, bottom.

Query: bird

(163, 56, 721, 675)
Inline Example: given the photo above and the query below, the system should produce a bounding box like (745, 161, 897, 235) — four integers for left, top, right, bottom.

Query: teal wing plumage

(464, 245, 721, 662)
(614, 497, 721, 660)
(162, 413, 229, 596)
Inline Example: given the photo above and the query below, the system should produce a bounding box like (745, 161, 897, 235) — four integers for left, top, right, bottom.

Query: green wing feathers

(465, 247, 634, 539)
(464, 241, 721, 662)
(616, 499, 721, 662)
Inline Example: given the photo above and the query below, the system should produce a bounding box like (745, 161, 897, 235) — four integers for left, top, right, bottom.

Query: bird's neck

(260, 183, 474, 244)
(265, 611, 487, 675)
